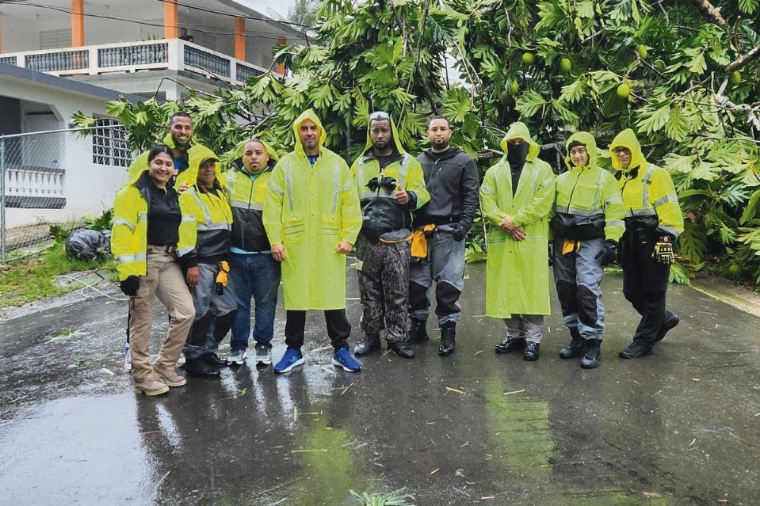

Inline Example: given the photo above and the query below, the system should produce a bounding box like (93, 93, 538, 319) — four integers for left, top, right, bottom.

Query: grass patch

(0, 242, 115, 308)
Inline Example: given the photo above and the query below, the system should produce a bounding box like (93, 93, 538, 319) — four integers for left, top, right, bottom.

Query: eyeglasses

(612, 148, 631, 155)
(369, 111, 390, 121)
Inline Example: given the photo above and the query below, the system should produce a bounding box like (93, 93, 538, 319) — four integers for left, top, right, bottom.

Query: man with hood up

(351, 111, 430, 360)
(481, 122, 555, 361)
(409, 116, 480, 357)
(610, 129, 683, 359)
(551, 132, 625, 369)
(127, 112, 219, 189)
(225, 138, 282, 367)
(263, 110, 364, 374)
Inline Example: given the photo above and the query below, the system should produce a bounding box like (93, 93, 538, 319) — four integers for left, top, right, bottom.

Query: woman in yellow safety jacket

(177, 156, 236, 377)
(611, 129, 684, 359)
(112, 145, 195, 396)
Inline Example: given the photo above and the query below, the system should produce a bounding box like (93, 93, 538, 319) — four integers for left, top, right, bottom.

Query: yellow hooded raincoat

(262, 110, 363, 310)
(481, 122, 556, 317)
(610, 129, 684, 238)
(555, 132, 625, 242)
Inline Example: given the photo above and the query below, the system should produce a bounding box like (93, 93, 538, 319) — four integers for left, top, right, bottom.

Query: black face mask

(506, 142, 529, 167)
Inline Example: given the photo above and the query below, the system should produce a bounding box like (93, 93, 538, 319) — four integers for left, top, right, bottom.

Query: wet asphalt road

(1, 262, 759, 506)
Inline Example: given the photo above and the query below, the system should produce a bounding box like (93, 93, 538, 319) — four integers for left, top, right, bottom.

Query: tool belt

(411, 224, 436, 258)
(550, 212, 605, 240)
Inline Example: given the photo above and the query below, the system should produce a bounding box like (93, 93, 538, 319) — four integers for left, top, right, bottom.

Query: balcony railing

(3, 165, 66, 209)
(0, 39, 271, 87)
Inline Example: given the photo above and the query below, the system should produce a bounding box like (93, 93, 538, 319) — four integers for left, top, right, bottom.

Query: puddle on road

(483, 378, 672, 505)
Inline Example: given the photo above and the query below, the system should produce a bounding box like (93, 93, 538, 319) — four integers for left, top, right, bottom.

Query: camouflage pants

(356, 236, 410, 342)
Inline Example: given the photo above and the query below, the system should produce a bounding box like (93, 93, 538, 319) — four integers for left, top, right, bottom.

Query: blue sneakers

(332, 346, 362, 372)
(274, 348, 305, 374)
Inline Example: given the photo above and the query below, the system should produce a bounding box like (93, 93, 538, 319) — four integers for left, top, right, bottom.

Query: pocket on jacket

(571, 183, 601, 211)
(283, 214, 306, 243)
(321, 214, 340, 237)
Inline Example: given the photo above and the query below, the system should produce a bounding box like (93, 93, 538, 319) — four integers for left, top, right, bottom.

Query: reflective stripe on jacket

(178, 185, 233, 263)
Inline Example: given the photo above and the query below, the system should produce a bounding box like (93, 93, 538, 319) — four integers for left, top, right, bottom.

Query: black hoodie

(413, 147, 480, 231)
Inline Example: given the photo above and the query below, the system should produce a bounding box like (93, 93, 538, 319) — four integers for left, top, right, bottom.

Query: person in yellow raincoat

(551, 132, 625, 369)
(350, 111, 429, 360)
(126, 112, 219, 190)
(481, 122, 556, 362)
(610, 129, 684, 359)
(263, 110, 363, 373)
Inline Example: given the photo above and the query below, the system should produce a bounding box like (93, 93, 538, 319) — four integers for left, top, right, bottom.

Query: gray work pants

(504, 315, 545, 343)
(409, 230, 465, 325)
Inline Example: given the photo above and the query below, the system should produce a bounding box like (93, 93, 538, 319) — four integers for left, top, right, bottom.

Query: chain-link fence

(1, 126, 130, 262)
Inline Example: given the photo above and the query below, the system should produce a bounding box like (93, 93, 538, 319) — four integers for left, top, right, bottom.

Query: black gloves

(120, 275, 140, 297)
(598, 240, 617, 267)
(452, 223, 468, 242)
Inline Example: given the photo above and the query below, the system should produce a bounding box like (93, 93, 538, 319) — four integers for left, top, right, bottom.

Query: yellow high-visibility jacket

(555, 132, 625, 242)
(351, 115, 429, 240)
(610, 129, 684, 238)
(112, 171, 193, 280)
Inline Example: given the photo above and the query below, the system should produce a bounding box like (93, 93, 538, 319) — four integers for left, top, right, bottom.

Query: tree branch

(690, 0, 726, 26)
(726, 42, 760, 73)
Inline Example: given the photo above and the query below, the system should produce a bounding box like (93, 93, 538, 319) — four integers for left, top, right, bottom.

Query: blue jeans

(229, 252, 281, 352)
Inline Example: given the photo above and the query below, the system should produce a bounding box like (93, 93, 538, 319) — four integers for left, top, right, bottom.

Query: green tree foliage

(76, 0, 760, 282)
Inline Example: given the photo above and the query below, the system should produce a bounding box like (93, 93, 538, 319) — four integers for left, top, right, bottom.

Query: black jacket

(414, 147, 480, 231)
(227, 158, 272, 253)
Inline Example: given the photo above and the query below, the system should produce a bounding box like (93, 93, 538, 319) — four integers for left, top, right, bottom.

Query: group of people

(112, 108, 683, 397)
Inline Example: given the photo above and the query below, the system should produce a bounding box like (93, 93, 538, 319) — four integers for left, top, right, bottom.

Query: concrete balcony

(0, 39, 275, 88)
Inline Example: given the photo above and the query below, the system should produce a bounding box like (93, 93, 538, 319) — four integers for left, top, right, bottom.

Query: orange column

(235, 17, 245, 60)
(71, 0, 85, 47)
(164, 0, 178, 39)
(276, 36, 286, 74)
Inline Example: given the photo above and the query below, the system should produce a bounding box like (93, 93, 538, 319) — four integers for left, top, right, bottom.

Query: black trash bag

(65, 229, 110, 261)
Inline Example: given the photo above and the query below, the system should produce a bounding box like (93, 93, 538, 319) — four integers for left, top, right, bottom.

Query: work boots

(559, 327, 584, 359)
(133, 378, 170, 396)
(408, 318, 429, 343)
(185, 358, 221, 378)
(580, 339, 602, 369)
(495, 337, 526, 354)
(387, 341, 415, 359)
(438, 322, 456, 356)
(524, 342, 540, 361)
(654, 313, 680, 343)
(354, 333, 381, 356)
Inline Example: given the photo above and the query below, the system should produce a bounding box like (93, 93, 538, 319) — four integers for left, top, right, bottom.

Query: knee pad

(556, 280, 577, 317)
(577, 285, 599, 327)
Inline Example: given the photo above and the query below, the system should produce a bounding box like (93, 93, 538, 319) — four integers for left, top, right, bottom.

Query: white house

(0, 0, 301, 100)
(0, 1, 302, 256)
(0, 63, 143, 240)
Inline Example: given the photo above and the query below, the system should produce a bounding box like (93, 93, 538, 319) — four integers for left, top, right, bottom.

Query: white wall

(2, 76, 127, 229)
